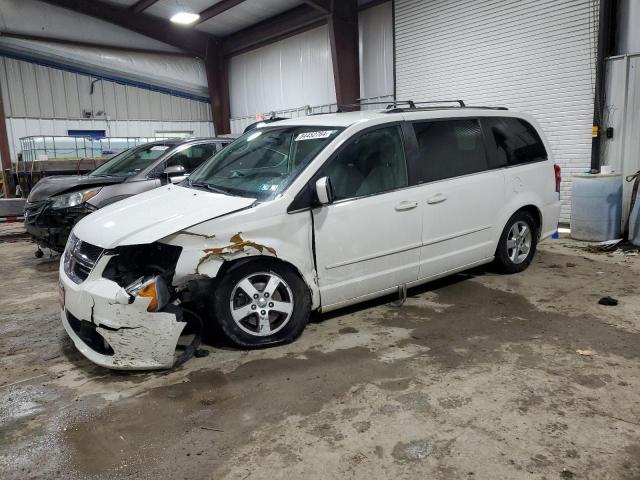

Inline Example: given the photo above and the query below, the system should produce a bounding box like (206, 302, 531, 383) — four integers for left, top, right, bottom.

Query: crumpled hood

(27, 175, 124, 203)
(73, 184, 256, 249)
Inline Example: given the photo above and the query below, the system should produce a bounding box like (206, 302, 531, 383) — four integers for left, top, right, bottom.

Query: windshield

(89, 144, 173, 177)
(187, 126, 343, 199)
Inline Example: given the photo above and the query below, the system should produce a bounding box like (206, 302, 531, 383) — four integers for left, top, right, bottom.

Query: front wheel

(494, 211, 538, 274)
(212, 260, 311, 348)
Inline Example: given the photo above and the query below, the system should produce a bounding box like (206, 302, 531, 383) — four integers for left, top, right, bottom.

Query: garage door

(395, 0, 599, 223)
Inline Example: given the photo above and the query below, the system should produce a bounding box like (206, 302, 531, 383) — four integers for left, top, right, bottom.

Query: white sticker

(150, 145, 170, 151)
(294, 130, 336, 141)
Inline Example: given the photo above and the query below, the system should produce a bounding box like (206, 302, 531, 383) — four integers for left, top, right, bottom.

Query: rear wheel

(494, 211, 538, 273)
(212, 260, 311, 348)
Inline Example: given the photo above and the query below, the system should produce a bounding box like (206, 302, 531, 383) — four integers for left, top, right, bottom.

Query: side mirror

(315, 176, 333, 205)
(163, 165, 186, 184)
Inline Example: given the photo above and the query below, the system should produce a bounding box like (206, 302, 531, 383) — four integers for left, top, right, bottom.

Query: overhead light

(170, 12, 200, 25)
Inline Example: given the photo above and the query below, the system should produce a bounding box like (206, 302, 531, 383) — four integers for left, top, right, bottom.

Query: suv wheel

(494, 211, 538, 274)
(212, 260, 311, 348)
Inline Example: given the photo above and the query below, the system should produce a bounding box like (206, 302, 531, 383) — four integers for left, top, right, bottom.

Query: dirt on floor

(0, 226, 639, 480)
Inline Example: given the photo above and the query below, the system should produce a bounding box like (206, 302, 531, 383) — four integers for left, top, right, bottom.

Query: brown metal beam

(0, 76, 14, 198)
(222, 5, 327, 56)
(328, 0, 360, 109)
(195, 0, 248, 26)
(38, 0, 210, 57)
(130, 0, 160, 14)
(205, 38, 231, 135)
(303, 0, 330, 13)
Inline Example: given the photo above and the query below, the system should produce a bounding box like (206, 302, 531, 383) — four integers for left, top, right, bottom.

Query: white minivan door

(410, 118, 505, 279)
(312, 125, 421, 309)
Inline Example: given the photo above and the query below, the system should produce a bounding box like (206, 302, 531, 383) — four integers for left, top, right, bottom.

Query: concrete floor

(1, 227, 639, 480)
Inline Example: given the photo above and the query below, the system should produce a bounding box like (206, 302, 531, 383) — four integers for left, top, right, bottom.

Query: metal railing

(18, 136, 167, 163)
(229, 95, 395, 134)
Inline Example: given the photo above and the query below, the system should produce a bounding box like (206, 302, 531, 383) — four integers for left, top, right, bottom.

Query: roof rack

(335, 99, 508, 113)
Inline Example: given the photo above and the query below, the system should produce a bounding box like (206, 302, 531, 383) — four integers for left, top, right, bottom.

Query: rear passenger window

(483, 117, 547, 168)
(413, 119, 487, 182)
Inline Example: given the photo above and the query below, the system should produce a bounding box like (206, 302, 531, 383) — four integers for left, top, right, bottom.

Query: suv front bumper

(60, 255, 186, 370)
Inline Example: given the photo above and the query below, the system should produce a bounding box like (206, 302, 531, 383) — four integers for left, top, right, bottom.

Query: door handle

(426, 194, 447, 205)
(395, 201, 418, 211)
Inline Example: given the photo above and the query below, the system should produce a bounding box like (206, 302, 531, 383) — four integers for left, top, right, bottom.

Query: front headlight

(125, 275, 170, 312)
(51, 188, 101, 209)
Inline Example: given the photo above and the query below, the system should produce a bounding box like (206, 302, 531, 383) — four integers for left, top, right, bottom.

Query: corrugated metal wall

(228, 25, 336, 118)
(394, 0, 600, 223)
(229, 2, 394, 120)
(0, 55, 213, 160)
(359, 1, 394, 99)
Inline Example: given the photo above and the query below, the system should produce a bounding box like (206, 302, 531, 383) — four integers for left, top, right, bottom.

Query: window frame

(407, 116, 493, 185)
(479, 116, 548, 170)
(288, 122, 418, 212)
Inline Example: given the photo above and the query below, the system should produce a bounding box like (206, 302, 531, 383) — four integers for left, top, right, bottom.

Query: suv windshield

(89, 144, 173, 178)
(187, 126, 343, 199)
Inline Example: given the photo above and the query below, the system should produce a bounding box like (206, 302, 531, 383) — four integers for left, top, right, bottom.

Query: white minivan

(59, 102, 561, 369)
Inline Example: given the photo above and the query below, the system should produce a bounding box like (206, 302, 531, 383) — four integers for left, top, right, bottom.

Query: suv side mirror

(163, 165, 186, 184)
(315, 176, 333, 205)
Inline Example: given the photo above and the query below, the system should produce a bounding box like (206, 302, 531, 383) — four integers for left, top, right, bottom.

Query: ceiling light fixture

(170, 12, 200, 25)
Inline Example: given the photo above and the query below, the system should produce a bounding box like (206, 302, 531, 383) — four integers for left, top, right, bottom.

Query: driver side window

(322, 126, 408, 201)
(166, 143, 217, 172)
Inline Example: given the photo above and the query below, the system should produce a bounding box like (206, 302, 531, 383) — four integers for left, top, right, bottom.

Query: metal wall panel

(0, 56, 215, 161)
(603, 54, 640, 226)
(359, 1, 394, 99)
(229, 25, 336, 118)
(395, 0, 600, 223)
(0, 56, 211, 122)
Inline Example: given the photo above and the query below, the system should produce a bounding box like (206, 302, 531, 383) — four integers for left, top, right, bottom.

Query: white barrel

(571, 173, 623, 241)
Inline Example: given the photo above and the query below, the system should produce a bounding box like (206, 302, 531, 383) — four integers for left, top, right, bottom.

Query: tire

(212, 259, 311, 348)
(494, 211, 539, 274)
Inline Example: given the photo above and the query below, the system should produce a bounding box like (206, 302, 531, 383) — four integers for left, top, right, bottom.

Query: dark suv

(24, 137, 233, 251)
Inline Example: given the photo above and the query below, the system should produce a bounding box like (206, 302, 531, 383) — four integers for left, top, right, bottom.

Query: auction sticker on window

(295, 130, 336, 141)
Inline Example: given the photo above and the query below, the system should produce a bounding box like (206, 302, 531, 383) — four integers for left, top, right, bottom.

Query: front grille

(63, 234, 104, 284)
(66, 310, 114, 356)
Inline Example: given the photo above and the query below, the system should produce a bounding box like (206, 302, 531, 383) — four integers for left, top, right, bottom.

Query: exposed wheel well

(515, 205, 542, 236)
(212, 256, 313, 299)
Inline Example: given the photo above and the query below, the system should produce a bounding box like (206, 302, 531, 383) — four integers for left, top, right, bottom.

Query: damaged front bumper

(25, 201, 93, 251)
(60, 254, 186, 370)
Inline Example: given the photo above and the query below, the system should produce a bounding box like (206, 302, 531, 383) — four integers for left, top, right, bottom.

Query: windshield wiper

(187, 178, 230, 195)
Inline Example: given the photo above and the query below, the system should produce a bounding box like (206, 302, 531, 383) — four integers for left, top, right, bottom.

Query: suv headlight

(51, 188, 101, 210)
(125, 276, 170, 312)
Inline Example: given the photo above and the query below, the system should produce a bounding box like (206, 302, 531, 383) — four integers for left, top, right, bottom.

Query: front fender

(162, 209, 320, 309)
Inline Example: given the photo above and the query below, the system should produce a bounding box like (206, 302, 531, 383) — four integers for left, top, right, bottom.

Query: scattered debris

(576, 349, 594, 356)
(598, 296, 619, 306)
(200, 426, 224, 432)
(582, 239, 639, 255)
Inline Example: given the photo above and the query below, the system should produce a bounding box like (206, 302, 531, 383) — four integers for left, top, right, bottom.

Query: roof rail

(333, 99, 508, 114)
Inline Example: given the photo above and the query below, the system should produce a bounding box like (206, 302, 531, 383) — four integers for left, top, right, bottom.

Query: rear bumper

(60, 256, 186, 370)
(541, 200, 562, 240)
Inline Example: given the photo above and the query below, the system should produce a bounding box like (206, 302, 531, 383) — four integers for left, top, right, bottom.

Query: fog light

(126, 276, 170, 312)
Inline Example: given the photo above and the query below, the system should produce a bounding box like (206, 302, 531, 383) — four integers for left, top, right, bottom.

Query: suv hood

(27, 175, 124, 203)
(73, 184, 256, 249)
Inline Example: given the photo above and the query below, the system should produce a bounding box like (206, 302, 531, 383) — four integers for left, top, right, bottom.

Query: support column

(328, 0, 360, 110)
(0, 75, 13, 198)
(205, 38, 231, 135)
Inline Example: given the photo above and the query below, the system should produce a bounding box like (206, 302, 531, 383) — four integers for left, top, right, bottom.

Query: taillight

(554, 164, 561, 193)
